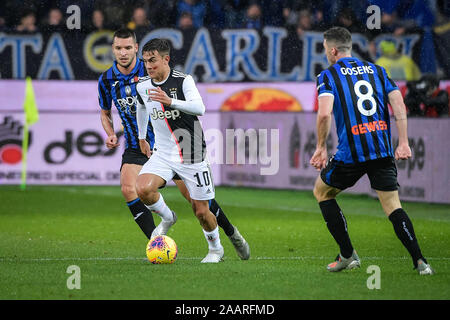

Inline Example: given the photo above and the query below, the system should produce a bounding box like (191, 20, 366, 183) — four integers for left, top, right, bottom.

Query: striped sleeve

(380, 66, 399, 94)
(316, 70, 334, 98)
(98, 74, 112, 110)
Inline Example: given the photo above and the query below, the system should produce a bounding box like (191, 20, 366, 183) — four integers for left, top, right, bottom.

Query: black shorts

(120, 148, 182, 180)
(320, 156, 399, 191)
(120, 148, 149, 171)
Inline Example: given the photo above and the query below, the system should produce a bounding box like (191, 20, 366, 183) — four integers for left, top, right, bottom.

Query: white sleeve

(136, 90, 149, 139)
(170, 75, 205, 116)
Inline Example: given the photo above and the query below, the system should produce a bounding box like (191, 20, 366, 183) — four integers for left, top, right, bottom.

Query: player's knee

(313, 185, 325, 202)
(121, 184, 136, 199)
(192, 202, 209, 221)
(135, 181, 155, 202)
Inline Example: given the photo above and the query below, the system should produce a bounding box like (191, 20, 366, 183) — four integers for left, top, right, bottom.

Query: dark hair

(323, 27, 352, 51)
(113, 28, 137, 43)
(142, 38, 170, 56)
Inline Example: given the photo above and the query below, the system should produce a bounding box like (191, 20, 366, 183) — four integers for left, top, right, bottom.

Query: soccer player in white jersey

(135, 38, 223, 263)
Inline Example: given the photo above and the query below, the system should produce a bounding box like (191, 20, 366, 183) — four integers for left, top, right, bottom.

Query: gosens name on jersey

(316, 57, 399, 164)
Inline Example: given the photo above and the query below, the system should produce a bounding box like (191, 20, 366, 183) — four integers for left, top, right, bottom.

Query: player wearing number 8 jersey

(316, 48, 396, 164)
(310, 27, 433, 275)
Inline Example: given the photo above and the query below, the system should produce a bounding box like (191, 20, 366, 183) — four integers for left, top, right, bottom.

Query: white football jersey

(136, 69, 207, 164)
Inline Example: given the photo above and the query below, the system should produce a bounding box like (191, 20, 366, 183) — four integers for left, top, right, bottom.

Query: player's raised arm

(170, 75, 205, 116)
(388, 89, 412, 160)
(136, 91, 151, 157)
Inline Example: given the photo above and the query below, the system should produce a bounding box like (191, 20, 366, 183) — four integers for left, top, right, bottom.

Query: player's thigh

(174, 177, 192, 203)
(174, 161, 215, 201)
(315, 158, 363, 201)
(367, 157, 399, 192)
(136, 153, 174, 195)
(120, 163, 142, 201)
(136, 173, 167, 195)
(313, 175, 342, 202)
(375, 190, 402, 216)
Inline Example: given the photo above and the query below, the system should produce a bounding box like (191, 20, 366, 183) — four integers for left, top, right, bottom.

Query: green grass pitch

(0, 185, 449, 300)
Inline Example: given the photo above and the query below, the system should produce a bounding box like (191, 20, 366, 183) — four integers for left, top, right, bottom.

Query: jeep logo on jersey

(151, 108, 181, 120)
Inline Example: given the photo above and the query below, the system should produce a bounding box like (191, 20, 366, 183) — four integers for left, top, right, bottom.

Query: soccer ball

(146, 235, 178, 264)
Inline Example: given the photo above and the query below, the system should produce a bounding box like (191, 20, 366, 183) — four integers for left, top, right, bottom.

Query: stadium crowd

(0, 0, 449, 117)
(1, 0, 448, 36)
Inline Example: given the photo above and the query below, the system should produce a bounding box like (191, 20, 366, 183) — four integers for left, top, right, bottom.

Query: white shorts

(139, 151, 215, 200)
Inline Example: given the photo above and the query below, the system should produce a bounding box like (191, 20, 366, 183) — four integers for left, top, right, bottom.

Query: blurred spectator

(295, 9, 313, 37)
(15, 10, 38, 33)
(335, 8, 365, 34)
(240, 2, 263, 29)
(204, 0, 226, 29)
(95, 0, 127, 29)
(42, 7, 64, 33)
(397, 0, 435, 29)
(176, 0, 207, 29)
(436, 0, 450, 21)
(178, 12, 195, 31)
(127, 7, 152, 39)
(86, 9, 106, 32)
(404, 74, 449, 117)
(434, 0, 450, 78)
(0, 17, 6, 32)
(140, 0, 176, 28)
(375, 40, 421, 81)
(283, 0, 325, 29)
(0, 2, 7, 32)
(369, 0, 433, 37)
(224, 0, 248, 28)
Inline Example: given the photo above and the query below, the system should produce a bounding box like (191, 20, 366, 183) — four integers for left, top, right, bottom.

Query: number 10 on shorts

(194, 171, 211, 187)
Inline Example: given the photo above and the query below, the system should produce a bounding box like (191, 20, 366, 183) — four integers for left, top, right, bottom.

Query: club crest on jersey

(169, 88, 178, 100)
(151, 108, 181, 120)
(125, 85, 132, 96)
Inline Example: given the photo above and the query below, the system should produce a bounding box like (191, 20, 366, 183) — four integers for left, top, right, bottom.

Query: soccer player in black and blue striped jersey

(98, 29, 249, 260)
(310, 27, 433, 275)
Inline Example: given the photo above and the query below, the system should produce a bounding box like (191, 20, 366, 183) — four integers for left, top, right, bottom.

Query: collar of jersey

(112, 59, 141, 79)
(151, 68, 172, 86)
(337, 56, 358, 63)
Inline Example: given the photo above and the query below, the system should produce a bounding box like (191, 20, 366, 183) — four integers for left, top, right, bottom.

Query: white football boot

(201, 246, 224, 263)
(151, 210, 177, 239)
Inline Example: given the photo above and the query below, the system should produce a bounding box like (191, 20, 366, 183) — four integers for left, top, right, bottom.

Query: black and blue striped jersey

(317, 57, 399, 164)
(98, 59, 155, 150)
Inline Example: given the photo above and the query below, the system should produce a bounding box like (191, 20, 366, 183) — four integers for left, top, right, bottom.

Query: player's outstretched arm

(310, 95, 334, 171)
(388, 90, 412, 160)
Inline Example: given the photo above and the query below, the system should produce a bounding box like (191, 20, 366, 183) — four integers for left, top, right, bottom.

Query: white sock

(145, 194, 173, 222)
(203, 226, 222, 251)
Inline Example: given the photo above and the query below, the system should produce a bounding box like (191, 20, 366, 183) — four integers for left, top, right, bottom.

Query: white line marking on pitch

(0, 256, 448, 262)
